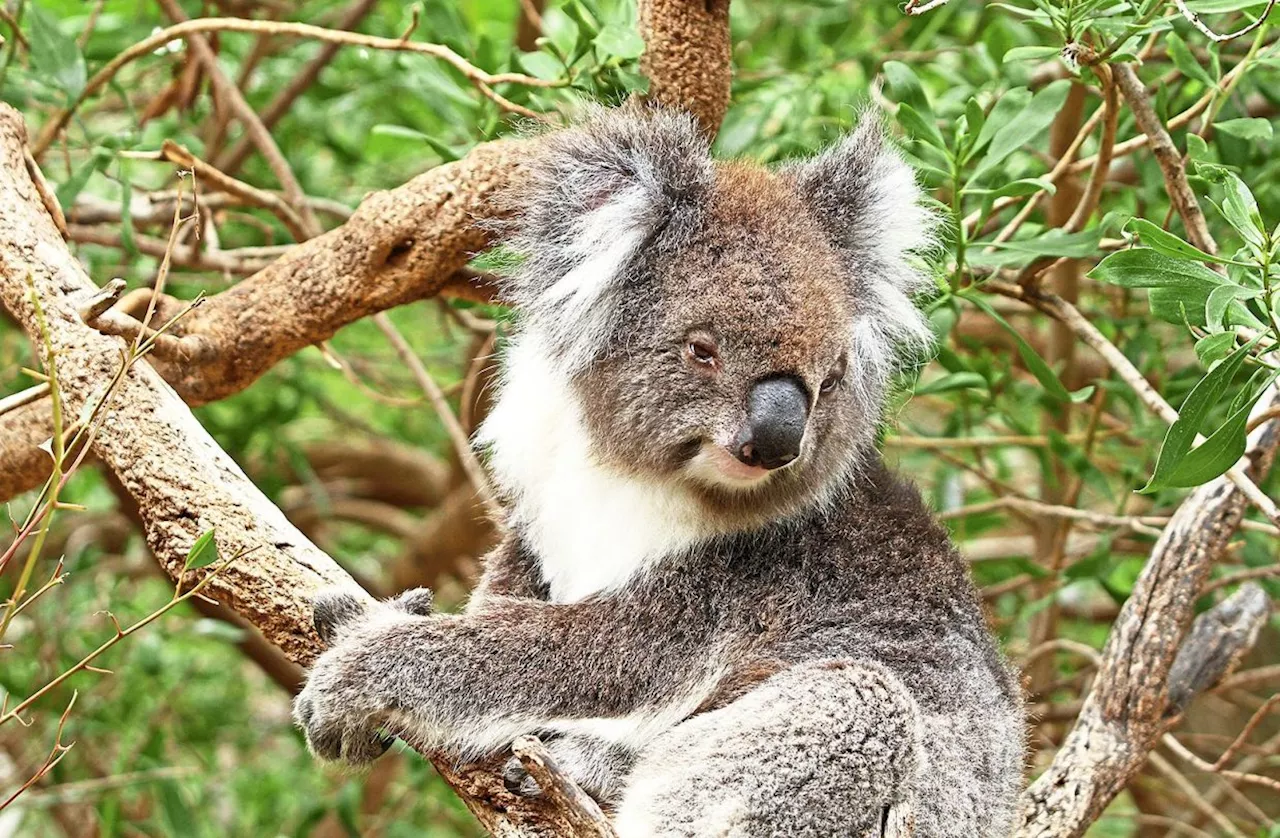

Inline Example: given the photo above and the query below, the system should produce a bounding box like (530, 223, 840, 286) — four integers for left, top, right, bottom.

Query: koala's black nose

(735, 376, 809, 470)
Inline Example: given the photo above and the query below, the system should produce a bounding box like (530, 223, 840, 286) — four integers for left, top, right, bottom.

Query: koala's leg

(612, 659, 920, 838)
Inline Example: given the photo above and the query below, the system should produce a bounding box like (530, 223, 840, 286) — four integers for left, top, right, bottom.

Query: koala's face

(576, 166, 871, 520)
(493, 107, 934, 526)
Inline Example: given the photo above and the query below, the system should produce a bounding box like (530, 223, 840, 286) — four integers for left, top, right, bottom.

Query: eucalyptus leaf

(1141, 339, 1258, 492)
(1214, 118, 1273, 142)
(1123, 218, 1242, 265)
(28, 7, 87, 101)
(971, 80, 1072, 179)
(1088, 248, 1225, 290)
(184, 529, 220, 570)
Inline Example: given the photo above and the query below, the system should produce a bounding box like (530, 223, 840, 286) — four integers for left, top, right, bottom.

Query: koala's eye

(686, 338, 720, 369)
(820, 360, 847, 395)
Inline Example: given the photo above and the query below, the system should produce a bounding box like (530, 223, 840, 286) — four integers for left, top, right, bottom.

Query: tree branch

(1015, 387, 1280, 836)
(0, 101, 600, 838)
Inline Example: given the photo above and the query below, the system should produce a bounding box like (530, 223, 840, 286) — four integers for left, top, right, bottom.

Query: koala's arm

(294, 592, 721, 764)
(466, 533, 548, 610)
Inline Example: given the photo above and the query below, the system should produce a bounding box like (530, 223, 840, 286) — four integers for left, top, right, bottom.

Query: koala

(294, 107, 1026, 837)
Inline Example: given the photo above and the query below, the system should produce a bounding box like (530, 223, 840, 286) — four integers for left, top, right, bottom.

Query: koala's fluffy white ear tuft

(501, 106, 715, 371)
(784, 114, 938, 391)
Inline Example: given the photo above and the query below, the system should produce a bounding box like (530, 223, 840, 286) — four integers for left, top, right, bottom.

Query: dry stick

(154, 0, 322, 240)
(160, 140, 311, 242)
(1012, 70, 1116, 288)
(216, 0, 381, 177)
(1066, 65, 1118, 232)
(1148, 752, 1248, 838)
(973, 54, 1253, 240)
(511, 736, 619, 838)
(0, 382, 49, 418)
(1113, 63, 1217, 254)
(373, 313, 500, 521)
(1014, 384, 1280, 836)
(0, 103, 600, 837)
(66, 224, 274, 274)
(205, 10, 280, 154)
(986, 280, 1280, 530)
(904, 0, 952, 14)
(1174, 0, 1279, 43)
(958, 495, 1279, 537)
(32, 17, 559, 157)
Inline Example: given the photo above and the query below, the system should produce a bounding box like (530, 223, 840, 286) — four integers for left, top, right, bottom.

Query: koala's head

(487, 106, 935, 528)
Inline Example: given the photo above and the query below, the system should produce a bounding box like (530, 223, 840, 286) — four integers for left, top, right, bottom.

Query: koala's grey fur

(295, 106, 1026, 837)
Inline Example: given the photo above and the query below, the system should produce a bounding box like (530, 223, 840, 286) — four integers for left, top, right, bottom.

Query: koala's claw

(293, 686, 394, 765)
(312, 589, 370, 645)
(392, 587, 434, 616)
(502, 755, 543, 797)
(312, 587, 434, 646)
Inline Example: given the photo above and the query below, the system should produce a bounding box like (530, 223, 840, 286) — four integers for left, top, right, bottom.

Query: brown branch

(0, 102, 600, 838)
(160, 140, 311, 241)
(511, 736, 619, 838)
(1114, 63, 1217, 254)
(1014, 390, 1280, 836)
(638, 0, 732, 136)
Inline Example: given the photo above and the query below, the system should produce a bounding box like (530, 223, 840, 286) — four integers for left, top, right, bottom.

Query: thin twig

(154, 0, 322, 239)
(1174, 0, 1278, 44)
(985, 280, 1280, 530)
(33, 16, 560, 156)
(1113, 63, 1216, 254)
(373, 313, 500, 520)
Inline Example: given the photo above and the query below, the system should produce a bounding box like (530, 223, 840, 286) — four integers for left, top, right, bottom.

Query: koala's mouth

(684, 442, 782, 489)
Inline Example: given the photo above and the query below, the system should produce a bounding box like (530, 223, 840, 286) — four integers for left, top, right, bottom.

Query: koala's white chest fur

(479, 336, 714, 602)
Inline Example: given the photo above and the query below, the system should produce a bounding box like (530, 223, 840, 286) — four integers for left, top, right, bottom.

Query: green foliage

(5, 0, 1280, 834)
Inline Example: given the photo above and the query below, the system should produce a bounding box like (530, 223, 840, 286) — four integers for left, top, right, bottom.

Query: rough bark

(0, 399, 53, 499)
(1014, 389, 1280, 836)
(638, 0, 732, 136)
(0, 104, 600, 837)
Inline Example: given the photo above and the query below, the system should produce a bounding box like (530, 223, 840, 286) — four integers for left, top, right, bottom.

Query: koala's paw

(502, 755, 543, 798)
(311, 587, 434, 646)
(293, 659, 395, 765)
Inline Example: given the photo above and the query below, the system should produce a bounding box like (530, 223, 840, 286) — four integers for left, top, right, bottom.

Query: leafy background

(3, 0, 1280, 835)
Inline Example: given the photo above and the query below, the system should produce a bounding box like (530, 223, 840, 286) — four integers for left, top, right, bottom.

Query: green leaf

(983, 177, 1055, 199)
(914, 371, 988, 395)
(55, 147, 112, 209)
(1208, 170, 1266, 249)
(1165, 368, 1280, 487)
(1205, 284, 1261, 331)
(1142, 339, 1258, 492)
(1166, 33, 1216, 87)
(1195, 331, 1238, 365)
(972, 88, 1032, 158)
(962, 293, 1090, 403)
(884, 62, 945, 149)
(1123, 218, 1244, 265)
(184, 528, 220, 570)
(27, 6, 87, 101)
(894, 103, 946, 151)
(517, 51, 565, 81)
(1215, 118, 1273, 142)
(1002, 45, 1061, 63)
(971, 80, 1071, 179)
(594, 24, 645, 60)
(1088, 248, 1226, 290)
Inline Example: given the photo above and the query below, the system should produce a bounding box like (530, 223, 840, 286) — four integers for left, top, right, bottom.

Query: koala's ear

(783, 115, 938, 374)
(501, 106, 714, 369)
